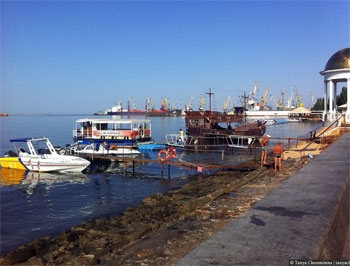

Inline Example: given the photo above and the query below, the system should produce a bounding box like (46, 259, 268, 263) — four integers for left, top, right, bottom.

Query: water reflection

(0, 168, 88, 194)
(0, 168, 25, 186)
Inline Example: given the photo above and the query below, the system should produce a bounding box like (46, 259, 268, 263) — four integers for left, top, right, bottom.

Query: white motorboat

(165, 134, 189, 148)
(0, 137, 90, 172)
(71, 143, 141, 157)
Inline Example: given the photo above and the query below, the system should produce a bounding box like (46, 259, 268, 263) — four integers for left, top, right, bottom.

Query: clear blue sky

(1, 1, 349, 114)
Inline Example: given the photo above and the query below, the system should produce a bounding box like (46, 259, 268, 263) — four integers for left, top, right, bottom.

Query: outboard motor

(5, 150, 18, 157)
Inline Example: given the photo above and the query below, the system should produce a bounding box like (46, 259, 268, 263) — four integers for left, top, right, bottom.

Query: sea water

(0, 115, 323, 255)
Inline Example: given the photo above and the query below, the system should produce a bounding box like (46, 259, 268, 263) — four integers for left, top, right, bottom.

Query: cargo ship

(101, 98, 182, 116)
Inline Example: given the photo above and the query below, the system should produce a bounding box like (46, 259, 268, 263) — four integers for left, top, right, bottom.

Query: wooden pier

(81, 153, 261, 177)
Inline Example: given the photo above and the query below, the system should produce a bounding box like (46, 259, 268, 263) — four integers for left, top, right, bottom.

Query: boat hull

(0, 156, 90, 172)
(72, 138, 153, 147)
(75, 146, 140, 157)
(106, 110, 172, 116)
(20, 156, 90, 172)
(107, 111, 147, 116)
(0, 157, 27, 170)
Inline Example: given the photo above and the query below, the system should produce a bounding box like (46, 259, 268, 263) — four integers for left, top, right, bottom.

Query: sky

(1, 0, 349, 115)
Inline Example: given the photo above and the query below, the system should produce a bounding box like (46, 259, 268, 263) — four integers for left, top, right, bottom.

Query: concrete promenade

(176, 133, 350, 265)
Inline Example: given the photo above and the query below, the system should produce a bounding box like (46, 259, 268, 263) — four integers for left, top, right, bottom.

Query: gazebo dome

(324, 48, 350, 71)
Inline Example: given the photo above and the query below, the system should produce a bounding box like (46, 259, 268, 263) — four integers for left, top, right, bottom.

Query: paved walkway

(343, 223, 350, 259)
(176, 133, 350, 265)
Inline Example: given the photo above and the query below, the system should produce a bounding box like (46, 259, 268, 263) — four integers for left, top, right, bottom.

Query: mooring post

(161, 163, 164, 178)
(132, 160, 135, 176)
(254, 146, 257, 158)
(168, 164, 170, 179)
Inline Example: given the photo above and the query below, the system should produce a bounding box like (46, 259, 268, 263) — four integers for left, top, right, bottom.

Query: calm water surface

(0, 115, 323, 255)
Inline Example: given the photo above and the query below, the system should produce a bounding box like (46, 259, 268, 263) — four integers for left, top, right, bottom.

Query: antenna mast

(206, 88, 214, 112)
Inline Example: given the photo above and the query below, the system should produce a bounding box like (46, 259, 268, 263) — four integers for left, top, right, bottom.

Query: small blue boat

(138, 143, 167, 150)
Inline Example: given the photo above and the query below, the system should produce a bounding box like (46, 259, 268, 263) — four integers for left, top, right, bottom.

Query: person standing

(260, 134, 270, 166)
(273, 141, 284, 172)
(179, 128, 184, 142)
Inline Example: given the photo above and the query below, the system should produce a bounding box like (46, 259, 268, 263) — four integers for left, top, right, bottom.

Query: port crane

(250, 81, 259, 96)
(270, 89, 285, 109)
(186, 97, 194, 111)
(223, 96, 234, 113)
(310, 92, 316, 108)
(199, 96, 206, 111)
(258, 87, 270, 107)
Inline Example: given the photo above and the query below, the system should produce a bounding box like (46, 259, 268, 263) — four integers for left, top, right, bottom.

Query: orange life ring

(167, 147, 177, 159)
(158, 149, 168, 162)
(110, 145, 118, 150)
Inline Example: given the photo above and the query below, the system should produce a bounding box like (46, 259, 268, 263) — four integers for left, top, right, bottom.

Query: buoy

(158, 149, 168, 162)
(167, 147, 177, 159)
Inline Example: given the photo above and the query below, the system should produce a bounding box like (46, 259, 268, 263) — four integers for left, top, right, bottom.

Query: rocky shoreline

(0, 154, 314, 266)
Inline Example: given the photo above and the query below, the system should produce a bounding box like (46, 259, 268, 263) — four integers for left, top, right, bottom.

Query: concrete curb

(176, 133, 350, 265)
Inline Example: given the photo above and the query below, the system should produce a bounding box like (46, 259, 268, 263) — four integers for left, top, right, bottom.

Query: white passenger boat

(73, 118, 154, 148)
(0, 137, 90, 172)
(70, 142, 140, 157)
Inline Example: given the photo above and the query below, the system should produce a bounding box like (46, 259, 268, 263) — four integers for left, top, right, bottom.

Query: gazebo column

(334, 81, 338, 120)
(346, 78, 350, 123)
(329, 80, 335, 121)
(323, 81, 328, 122)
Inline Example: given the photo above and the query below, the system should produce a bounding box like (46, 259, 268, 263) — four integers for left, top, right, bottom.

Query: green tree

(313, 98, 324, 110)
(312, 86, 347, 110)
(336, 87, 347, 106)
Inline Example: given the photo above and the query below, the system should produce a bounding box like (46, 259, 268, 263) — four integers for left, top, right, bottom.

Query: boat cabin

(73, 118, 153, 147)
(10, 137, 58, 156)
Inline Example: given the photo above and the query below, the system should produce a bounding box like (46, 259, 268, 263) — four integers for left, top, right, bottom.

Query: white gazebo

(319, 48, 350, 122)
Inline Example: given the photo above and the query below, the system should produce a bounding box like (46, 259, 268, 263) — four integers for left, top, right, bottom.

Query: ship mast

(206, 88, 214, 112)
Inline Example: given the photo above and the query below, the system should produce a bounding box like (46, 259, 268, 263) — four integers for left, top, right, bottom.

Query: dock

(81, 154, 262, 175)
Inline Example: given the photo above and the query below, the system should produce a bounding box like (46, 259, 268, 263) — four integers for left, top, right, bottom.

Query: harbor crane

(250, 81, 259, 96)
(186, 97, 194, 111)
(129, 97, 138, 110)
(223, 96, 234, 113)
(270, 95, 279, 109)
(199, 96, 206, 111)
(259, 87, 270, 107)
(270, 89, 285, 110)
(310, 92, 316, 107)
